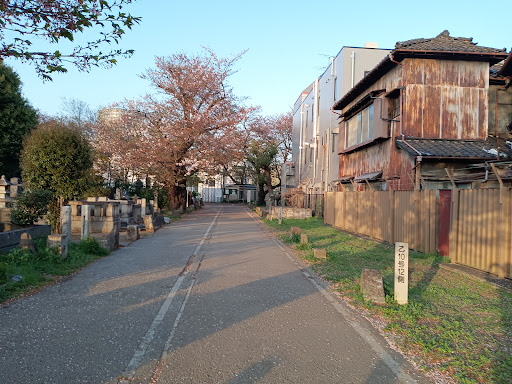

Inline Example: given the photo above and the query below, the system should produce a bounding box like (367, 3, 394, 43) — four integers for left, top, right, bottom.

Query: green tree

(0, 0, 140, 80)
(10, 189, 53, 227)
(20, 120, 95, 230)
(0, 63, 38, 178)
(247, 140, 278, 205)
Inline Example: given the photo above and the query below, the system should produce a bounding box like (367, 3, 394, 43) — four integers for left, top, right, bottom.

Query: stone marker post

(81, 205, 92, 240)
(61, 206, 72, 240)
(394, 242, 409, 305)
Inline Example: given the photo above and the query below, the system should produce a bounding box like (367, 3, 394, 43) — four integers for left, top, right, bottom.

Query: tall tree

(0, 0, 140, 79)
(20, 119, 94, 230)
(59, 97, 97, 132)
(247, 139, 278, 205)
(0, 62, 38, 178)
(245, 113, 292, 204)
(92, 48, 249, 209)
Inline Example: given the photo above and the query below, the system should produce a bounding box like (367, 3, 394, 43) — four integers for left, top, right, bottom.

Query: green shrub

(0, 261, 9, 283)
(76, 238, 109, 256)
(10, 189, 52, 227)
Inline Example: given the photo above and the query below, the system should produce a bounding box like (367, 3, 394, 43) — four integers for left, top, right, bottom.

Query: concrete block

(360, 269, 386, 305)
(313, 248, 327, 259)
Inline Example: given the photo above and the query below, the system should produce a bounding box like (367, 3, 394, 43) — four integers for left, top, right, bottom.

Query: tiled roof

(396, 137, 512, 160)
(395, 30, 506, 54)
(499, 51, 512, 76)
(490, 62, 503, 77)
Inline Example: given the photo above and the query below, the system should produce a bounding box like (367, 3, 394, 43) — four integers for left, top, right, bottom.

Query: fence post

(446, 169, 459, 264)
(490, 164, 506, 278)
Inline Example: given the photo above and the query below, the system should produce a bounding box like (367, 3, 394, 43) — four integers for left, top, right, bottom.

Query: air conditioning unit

(332, 126, 339, 134)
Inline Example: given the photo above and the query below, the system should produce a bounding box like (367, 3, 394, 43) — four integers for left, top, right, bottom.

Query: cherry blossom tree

(91, 49, 251, 209)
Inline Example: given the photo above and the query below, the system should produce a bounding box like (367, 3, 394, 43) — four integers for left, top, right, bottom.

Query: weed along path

(0, 204, 428, 384)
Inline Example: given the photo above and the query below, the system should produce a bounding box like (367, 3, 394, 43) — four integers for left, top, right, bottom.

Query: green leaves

(0, 0, 141, 80)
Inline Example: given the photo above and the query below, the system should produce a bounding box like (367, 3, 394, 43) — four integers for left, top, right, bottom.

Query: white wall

(292, 45, 391, 192)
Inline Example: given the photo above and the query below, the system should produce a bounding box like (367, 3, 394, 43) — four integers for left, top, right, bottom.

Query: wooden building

(332, 31, 511, 191)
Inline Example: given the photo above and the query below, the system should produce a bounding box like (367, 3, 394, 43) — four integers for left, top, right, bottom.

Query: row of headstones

(0, 176, 22, 208)
(20, 205, 142, 259)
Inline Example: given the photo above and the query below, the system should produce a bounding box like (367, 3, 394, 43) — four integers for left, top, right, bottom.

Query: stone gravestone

(47, 234, 68, 259)
(360, 269, 386, 305)
(115, 188, 121, 200)
(143, 215, 154, 233)
(19, 232, 35, 252)
(153, 190, 159, 210)
(127, 225, 140, 242)
(300, 234, 308, 245)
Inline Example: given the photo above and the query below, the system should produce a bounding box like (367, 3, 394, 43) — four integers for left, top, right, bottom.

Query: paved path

(0, 204, 429, 383)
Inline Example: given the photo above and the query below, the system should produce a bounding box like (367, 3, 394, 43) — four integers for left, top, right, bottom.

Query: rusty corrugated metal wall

(403, 59, 488, 140)
(450, 189, 512, 278)
(326, 190, 437, 253)
(324, 189, 512, 278)
(337, 58, 491, 188)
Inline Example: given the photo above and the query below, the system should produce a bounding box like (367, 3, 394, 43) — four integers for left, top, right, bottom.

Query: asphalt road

(0, 204, 429, 384)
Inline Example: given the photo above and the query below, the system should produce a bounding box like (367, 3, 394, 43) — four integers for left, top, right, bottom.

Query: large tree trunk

(257, 182, 265, 205)
(263, 167, 273, 199)
(167, 184, 186, 211)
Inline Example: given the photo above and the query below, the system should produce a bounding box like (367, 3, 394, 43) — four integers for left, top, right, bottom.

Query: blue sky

(5, 0, 511, 118)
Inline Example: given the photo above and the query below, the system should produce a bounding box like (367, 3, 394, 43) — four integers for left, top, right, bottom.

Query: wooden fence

(324, 189, 512, 278)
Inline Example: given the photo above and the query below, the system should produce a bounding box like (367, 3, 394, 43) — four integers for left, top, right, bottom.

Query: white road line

(119, 209, 221, 383)
(245, 209, 418, 383)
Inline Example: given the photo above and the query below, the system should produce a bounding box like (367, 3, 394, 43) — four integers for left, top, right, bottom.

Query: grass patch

(0, 237, 110, 304)
(265, 217, 512, 384)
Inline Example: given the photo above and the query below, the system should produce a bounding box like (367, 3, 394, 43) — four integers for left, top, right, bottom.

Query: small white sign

(394, 242, 409, 305)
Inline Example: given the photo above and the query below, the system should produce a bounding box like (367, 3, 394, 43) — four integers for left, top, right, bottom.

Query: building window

(390, 95, 400, 118)
(386, 88, 401, 119)
(346, 104, 374, 148)
(364, 70, 370, 77)
(333, 77, 338, 101)
(208, 179, 215, 187)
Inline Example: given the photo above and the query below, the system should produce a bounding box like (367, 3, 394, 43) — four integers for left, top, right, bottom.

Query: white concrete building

(292, 44, 391, 193)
